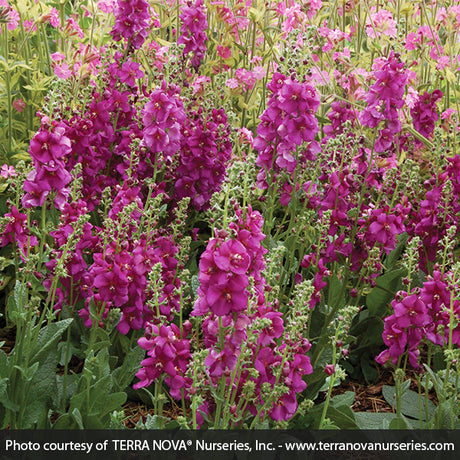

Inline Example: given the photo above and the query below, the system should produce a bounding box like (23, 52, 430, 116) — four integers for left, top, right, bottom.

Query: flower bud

(325, 364, 335, 376)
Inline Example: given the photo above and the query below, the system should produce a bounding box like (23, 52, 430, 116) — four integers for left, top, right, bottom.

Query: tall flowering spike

(410, 89, 443, 141)
(254, 73, 321, 195)
(192, 206, 267, 317)
(45, 200, 97, 314)
(447, 155, 460, 212)
(22, 120, 72, 209)
(110, 0, 151, 50)
(173, 107, 232, 210)
(411, 186, 443, 269)
(63, 73, 142, 211)
(178, 0, 208, 70)
(359, 52, 408, 153)
(191, 206, 313, 423)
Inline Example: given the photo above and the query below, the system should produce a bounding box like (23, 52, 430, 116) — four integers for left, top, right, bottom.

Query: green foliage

(293, 393, 359, 429)
(53, 349, 127, 429)
(0, 282, 73, 428)
(354, 412, 397, 430)
(366, 268, 405, 317)
(135, 414, 180, 430)
(382, 384, 436, 421)
(1, 0, 460, 432)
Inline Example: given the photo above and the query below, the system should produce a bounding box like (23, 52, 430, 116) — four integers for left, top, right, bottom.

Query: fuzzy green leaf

(366, 269, 405, 316)
(355, 412, 396, 429)
(30, 319, 73, 362)
(382, 385, 436, 421)
(112, 345, 145, 392)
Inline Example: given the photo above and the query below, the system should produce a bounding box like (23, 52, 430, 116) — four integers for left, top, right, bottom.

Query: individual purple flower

(324, 364, 335, 376)
(204, 347, 238, 379)
(118, 59, 145, 87)
(213, 239, 250, 275)
(256, 310, 284, 346)
(323, 101, 357, 138)
(107, 181, 143, 224)
(254, 346, 279, 385)
(269, 390, 298, 421)
(374, 127, 396, 153)
(393, 292, 430, 329)
(28, 124, 71, 164)
(22, 177, 49, 208)
(34, 160, 72, 191)
(78, 294, 111, 328)
(378, 315, 407, 365)
(366, 205, 407, 254)
(284, 353, 312, 392)
(420, 270, 451, 314)
(206, 274, 249, 315)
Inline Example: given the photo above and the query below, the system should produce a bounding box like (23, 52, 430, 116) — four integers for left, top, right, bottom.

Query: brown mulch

(122, 401, 183, 428)
(56, 355, 85, 375)
(0, 326, 16, 354)
(123, 401, 154, 428)
(331, 372, 395, 413)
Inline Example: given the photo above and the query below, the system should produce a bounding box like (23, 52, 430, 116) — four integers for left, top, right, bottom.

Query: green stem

(319, 343, 337, 429)
(213, 377, 226, 429)
(62, 327, 72, 413)
(319, 374, 336, 429)
(3, 25, 12, 155)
